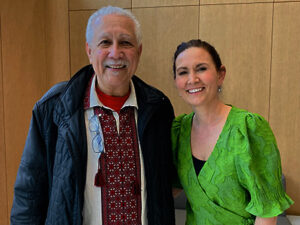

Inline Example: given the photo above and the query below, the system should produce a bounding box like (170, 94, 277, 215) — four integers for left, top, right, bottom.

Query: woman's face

(174, 47, 225, 108)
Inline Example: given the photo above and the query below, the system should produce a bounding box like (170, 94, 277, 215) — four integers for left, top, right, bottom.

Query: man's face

(86, 14, 142, 96)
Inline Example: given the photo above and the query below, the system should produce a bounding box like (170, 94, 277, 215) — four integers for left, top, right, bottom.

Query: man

(11, 6, 175, 225)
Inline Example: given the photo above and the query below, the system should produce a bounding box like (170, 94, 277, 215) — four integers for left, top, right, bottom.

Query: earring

(218, 86, 222, 93)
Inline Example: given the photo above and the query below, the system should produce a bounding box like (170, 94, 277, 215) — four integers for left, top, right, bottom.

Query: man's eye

(98, 40, 111, 46)
(120, 41, 133, 46)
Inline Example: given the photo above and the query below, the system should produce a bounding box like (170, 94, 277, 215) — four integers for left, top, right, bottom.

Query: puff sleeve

(235, 113, 293, 217)
(171, 114, 186, 189)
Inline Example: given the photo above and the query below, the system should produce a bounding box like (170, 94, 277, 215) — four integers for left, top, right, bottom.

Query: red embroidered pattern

(95, 107, 142, 225)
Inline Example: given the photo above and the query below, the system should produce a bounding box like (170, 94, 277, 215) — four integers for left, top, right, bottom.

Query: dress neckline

(188, 105, 233, 178)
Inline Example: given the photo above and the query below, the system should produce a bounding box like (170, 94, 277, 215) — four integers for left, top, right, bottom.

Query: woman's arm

(255, 216, 277, 225)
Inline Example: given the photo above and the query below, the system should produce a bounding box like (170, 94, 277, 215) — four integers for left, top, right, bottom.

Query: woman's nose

(188, 72, 200, 84)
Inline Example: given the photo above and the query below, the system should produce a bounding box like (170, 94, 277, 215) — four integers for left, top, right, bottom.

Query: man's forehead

(96, 14, 134, 26)
(98, 32, 134, 39)
(94, 15, 135, 30)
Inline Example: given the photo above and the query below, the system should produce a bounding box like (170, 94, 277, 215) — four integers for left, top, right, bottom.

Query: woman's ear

(218, 65, 226, 85)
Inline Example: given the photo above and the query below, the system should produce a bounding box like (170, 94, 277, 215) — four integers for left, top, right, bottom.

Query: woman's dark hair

(173, 39, 222, 79)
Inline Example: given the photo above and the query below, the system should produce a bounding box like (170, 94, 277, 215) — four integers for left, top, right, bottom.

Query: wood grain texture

(132, 0, 199, 8)
(200, 0, 273, 4)
(270, 2, 300, 215)
(69, 11, 93, 75)
(274, 0, 300, 2)
(2, 0, 47, 215)
(45, 0, 70, 88)
(69, 0, 131, 11)
(133, 6, 199, 116)
(199, 3, 273, 119)
(0, 7, 9, 225)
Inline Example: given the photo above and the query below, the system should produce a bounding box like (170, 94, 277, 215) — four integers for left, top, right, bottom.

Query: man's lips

(105, 64, 127, 69)
(104, 60, 128, 69)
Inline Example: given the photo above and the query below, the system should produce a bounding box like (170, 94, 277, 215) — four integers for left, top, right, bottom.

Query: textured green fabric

(171, 106, 293, 225)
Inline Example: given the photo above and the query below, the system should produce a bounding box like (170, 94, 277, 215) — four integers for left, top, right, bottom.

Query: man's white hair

(86, 6, 142, 46)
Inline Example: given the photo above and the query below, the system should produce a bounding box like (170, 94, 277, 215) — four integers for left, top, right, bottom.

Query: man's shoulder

(38, 81, 68, 105)
(37, 65, 93, 107)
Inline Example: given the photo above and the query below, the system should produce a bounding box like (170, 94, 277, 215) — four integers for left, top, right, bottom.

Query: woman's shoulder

(229, 106, 269, 129)
(229, 105, 262, 118)
(172, 112, 194, 128)
(227, 106, 276, 148)
(171, 113, 193, 143)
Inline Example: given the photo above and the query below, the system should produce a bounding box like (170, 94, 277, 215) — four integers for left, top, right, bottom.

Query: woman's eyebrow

(176, 67, 187, 72)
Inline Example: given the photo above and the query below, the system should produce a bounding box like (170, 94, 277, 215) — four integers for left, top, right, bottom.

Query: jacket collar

(132, 75, 168, 143)
(132, 75, 166, 106)
(54, 65, 94, 122)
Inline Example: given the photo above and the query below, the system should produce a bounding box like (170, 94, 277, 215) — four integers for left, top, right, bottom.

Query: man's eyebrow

(119, 33, 133, 39)
(97, 33, 111, 39)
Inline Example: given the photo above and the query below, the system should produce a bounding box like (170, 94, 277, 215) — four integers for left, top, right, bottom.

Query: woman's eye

(178, 71, 187, 76)
(198, 67, 207, 72)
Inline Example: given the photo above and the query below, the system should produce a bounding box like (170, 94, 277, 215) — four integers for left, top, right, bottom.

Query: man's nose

(108, 43, 123, 59)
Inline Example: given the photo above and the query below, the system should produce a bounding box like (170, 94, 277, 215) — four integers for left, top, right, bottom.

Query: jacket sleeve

(154, 98, 176, 225)
(10, 104, 49, 225)
(171, 114, 186, 189)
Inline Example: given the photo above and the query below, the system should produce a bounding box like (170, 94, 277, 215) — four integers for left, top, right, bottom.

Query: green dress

(171, 106, 293, 225)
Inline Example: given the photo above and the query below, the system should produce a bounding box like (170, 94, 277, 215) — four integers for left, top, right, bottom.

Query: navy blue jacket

(11, 65, 175, 225)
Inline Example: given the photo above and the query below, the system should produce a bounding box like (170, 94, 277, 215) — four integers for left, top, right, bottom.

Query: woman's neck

(192, 100, 230, 128)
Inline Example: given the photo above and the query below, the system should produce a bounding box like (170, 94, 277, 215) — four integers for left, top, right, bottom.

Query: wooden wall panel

(45, 0, 70, 88)
(2, 0, 47, 216)
(69, 11, 93, 75)
(199, 3, 273, 119)
(275, 0, 300, 2)
(201, 0, 273, 4)
(270, 2, 300, 215)
(132, 0, 199, 8)
(0, 11, 9, 225)
(69, 0, 131, 11)
(133, 6, 199, 115)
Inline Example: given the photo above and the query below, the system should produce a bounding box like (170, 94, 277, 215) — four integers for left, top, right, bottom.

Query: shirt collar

(85, 74, 138, 111)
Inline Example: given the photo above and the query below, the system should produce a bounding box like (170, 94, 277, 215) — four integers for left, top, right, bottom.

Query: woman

(171, 39, 293, 225)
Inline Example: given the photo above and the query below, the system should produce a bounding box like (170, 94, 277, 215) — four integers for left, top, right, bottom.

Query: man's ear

(86, 42, 92, 63)
(138, 44, 142, 57)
